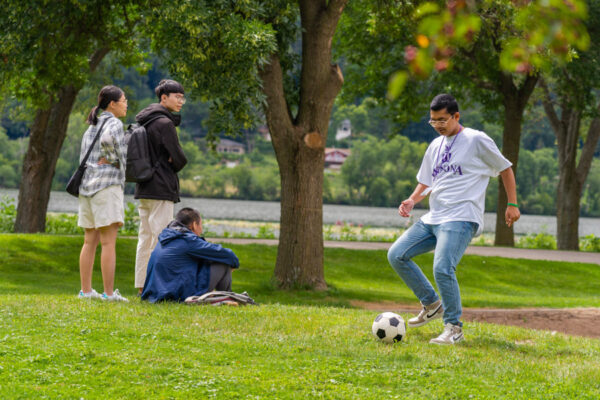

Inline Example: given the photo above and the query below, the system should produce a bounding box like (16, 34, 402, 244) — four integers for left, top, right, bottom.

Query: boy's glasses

(428, 116, 454, 127)
(173, 95, 186, 104)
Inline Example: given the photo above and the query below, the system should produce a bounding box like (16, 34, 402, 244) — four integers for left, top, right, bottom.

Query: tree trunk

(541, 82, 600, 250)
(14, 86, 79, 232)
(14, 48, 108, 233)
(556, 167, 582, 250)
(275, 136, 327, 289)
(494, 101, 522, 246)
(494, 73, 538, 246)
(259, 0, 346, 289)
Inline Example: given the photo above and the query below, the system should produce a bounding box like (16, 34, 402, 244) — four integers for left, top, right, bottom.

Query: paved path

(210, 238, 600, 265)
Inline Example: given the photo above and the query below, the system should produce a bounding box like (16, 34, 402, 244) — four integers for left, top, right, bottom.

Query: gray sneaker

(430, 323, 464, 345)
(408, 299, 444, 328)
(101, 289, 129, 302)
(78, 289, 102, 299)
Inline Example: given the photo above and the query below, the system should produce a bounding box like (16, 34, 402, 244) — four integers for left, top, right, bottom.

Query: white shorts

(78, 185, 124, 229)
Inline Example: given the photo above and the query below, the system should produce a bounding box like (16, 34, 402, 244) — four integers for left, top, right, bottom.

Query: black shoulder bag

(65, 118, 109, 197)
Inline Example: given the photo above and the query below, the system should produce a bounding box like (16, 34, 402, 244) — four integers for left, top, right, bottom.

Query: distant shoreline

(1, 188, 599, 236)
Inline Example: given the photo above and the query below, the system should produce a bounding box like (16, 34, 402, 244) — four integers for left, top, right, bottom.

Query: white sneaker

(408, 299, 444, 328)
(430, 323, 464, 345)
(78, 289, 102, 299)
(102, 289, 129, 302)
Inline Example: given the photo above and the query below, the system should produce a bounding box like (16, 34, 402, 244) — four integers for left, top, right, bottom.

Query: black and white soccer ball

(372, 312, 406, 343)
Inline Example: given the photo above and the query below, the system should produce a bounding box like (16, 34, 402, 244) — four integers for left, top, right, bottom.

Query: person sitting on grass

(141, 207, 239, 303)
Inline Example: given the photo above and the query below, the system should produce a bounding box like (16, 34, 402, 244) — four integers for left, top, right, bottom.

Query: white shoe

(78, 289, 102, 299)
(430, 323, 464, 345)
(408, 299, 444, 328)
(102, 289, 129, 302)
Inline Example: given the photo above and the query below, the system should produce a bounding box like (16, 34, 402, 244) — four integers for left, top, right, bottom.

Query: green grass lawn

(1, 234, 599, 399)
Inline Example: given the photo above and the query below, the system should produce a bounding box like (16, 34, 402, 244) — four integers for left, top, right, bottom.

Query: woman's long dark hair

(86, 85, 124, 125)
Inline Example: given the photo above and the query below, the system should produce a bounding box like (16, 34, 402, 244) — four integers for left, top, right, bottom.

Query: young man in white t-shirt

(387, 94, 520, 344)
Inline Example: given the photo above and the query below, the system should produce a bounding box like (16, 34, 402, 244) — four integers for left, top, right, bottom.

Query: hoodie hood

(158, 220, 194, 245)
(135, 103, 181, 127)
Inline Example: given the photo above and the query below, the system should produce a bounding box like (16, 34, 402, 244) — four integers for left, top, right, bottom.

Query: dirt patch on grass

(352, 300, 600, 339)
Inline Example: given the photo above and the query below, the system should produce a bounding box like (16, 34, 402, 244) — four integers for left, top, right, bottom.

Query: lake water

(1, 188, 599, 236)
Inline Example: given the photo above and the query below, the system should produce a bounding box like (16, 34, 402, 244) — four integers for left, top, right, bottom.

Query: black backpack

(125, 116, 164, 183)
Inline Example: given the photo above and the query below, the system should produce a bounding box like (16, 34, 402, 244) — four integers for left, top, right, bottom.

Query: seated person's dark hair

(430, 94, 459, 114)
(175, 207, 201, 228)
(155, 79, 185, 100)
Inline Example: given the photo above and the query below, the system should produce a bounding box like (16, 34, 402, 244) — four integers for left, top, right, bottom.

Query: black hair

(155, 79, 185, 101)
(86, 85, 124, 125)
(430, 94, 459, 115)
(175, 207, 201, 228)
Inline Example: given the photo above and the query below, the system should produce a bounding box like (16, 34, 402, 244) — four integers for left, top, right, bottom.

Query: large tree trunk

(494, 73, 538, 246)
(259, 0, 346, 289)
(14, 86, 79, 232)
(555, 109, 582, 250)
(14, 48, 108, 233)
(541, 81, 600, 250)
(556, 166, 582, 250)
(275, 135, 327, 289)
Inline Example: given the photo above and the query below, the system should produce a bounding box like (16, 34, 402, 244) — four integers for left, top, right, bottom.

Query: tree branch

(258, 54, 295, 143)
(539, 78, 562, 133)
(89, 47, 110, 72)
(517, 73, 539, 110)
(577, 103, 600, 180)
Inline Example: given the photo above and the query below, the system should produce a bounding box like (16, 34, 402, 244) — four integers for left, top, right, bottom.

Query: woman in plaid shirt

(77, 85, 129, 302)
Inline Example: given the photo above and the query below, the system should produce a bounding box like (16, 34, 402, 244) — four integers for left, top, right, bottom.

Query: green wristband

(507, 202, 519, 208)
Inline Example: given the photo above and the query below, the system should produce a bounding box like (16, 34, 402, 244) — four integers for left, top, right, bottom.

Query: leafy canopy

(146, 0, 299, 138)
(0, 0, 148, 108)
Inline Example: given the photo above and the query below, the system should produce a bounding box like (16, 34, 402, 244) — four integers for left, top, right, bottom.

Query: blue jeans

(387, 220, 478, 326)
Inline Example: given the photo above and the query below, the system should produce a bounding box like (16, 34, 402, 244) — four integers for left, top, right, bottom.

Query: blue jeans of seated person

(387, 220, 478, 326)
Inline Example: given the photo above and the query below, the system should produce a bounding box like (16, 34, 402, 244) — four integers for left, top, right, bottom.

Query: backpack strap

(141, 115, 167, 128)
(80, 117, 110, 169)
(138, 115, 168, 169)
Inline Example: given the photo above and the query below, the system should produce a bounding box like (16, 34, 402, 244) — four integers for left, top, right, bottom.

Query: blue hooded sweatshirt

(141, 221, 240, 303)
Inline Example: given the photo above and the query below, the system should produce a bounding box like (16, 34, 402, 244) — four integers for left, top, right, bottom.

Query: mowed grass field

(1, 234, 599, 399)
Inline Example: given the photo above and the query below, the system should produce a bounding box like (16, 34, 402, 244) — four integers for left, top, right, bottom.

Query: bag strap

(78, 117, 110, 169)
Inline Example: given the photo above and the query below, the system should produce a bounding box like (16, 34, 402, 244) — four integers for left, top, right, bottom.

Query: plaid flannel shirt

(79, 111, 127, 197)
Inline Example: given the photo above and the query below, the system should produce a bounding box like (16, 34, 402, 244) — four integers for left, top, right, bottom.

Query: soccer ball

(372, 312, 406, 343)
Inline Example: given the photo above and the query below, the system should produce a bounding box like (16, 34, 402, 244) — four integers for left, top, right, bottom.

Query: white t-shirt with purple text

(416, 127, 511, 235)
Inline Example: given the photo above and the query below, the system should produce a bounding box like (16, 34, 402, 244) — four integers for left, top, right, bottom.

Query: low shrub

(580, 234, 600, 252)
(517, 232, 557, 250)
(45, 213, 81, 235)
(0, 196, 16, 233)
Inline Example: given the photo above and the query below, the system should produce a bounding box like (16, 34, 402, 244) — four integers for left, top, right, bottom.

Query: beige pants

(135, 199, 174, 288)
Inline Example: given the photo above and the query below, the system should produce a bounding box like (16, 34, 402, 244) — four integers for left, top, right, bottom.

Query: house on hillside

(258, 125, 271, 141)
(324, 148, 351, 170)
(216, 139, 246, 154)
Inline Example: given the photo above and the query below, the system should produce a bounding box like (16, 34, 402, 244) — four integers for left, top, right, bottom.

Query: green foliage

(516, 232, 557, 250)
(0, 0, 149, 107)
(580, 234, 600, 252)
(146, 0, 281, 138)
(0, 128, 25, 187)
(0, 196, 16, 233)
(340, 135, 427, 207)
(122, 202, 139, 236)
(45, 213, 81, 235)
(256, 224, 276, 239)
(501, 0, 590, 72)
